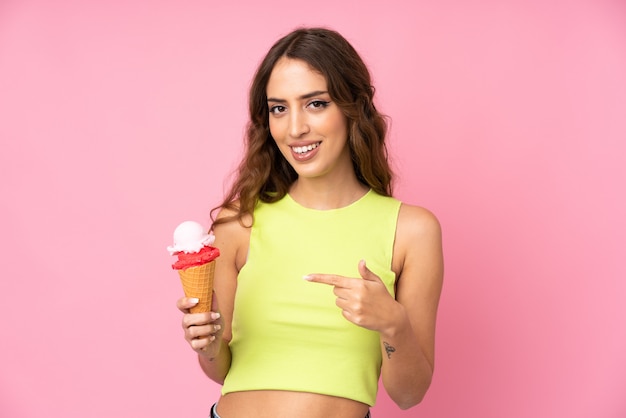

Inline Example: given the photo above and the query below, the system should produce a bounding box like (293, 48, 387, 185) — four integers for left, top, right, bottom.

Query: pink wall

(1, 1, 625, 417)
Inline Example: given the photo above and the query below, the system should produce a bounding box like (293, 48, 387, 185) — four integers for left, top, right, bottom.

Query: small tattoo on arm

(383, 341, 396, 359)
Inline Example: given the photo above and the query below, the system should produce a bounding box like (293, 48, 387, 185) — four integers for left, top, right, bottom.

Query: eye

(308, 100, 330, 110)
(269, 105, 286, 115)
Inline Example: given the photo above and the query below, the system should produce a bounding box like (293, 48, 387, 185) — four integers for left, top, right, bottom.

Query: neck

(288, 176, 369, 210)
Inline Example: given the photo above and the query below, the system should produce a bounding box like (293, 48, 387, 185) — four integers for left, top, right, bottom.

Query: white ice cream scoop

(167, 220, 215, 255)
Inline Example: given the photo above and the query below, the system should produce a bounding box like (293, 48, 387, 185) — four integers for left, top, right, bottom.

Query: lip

(289, 141, 321, 162)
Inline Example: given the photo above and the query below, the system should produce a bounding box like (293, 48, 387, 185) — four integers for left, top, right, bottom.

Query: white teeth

(292, 142, 320, 154)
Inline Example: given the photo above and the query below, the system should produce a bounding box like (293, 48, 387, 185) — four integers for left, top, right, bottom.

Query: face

(266, 57, 351, 181)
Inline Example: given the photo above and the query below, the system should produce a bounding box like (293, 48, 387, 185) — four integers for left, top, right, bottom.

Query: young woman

(176, 27, 444, 418)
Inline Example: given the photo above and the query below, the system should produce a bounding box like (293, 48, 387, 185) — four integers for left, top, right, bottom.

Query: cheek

(326, 113, 349, 138)
(268, 118, 283, 140)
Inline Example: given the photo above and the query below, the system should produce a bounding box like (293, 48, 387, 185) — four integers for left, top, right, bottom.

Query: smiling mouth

(291, 142, 321, 155)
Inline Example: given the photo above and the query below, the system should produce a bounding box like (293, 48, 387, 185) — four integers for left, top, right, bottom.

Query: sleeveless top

(221, 190, 402, 406)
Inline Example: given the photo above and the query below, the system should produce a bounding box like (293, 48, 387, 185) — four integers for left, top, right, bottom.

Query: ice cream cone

(177, 260, 215, 313)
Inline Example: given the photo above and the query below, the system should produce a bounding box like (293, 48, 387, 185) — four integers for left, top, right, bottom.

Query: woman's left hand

(303, 259, 401, 333)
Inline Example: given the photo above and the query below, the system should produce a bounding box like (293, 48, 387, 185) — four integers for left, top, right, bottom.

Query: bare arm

(177, 207, 250, 384)
(380, 204, 443, 408)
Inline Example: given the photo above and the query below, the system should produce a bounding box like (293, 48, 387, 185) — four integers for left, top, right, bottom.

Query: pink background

(1, 0, 625, 417)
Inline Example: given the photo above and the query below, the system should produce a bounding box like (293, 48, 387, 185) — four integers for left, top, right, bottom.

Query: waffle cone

(177, 260, 215, 314)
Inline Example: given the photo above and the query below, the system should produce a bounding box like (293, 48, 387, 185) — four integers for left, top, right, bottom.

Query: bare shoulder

(213, 203, 252, 271)
(396, 203, 442, 242)
(393, 203, 443, 282)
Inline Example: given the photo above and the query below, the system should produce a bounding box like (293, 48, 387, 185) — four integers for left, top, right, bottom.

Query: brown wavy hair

(211, 27, 393, 228)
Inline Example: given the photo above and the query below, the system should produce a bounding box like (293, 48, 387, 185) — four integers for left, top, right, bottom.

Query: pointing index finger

(303, 274, 351, 288)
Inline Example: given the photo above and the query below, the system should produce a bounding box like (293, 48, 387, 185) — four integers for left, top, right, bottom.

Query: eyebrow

(267, 90, 329, 103)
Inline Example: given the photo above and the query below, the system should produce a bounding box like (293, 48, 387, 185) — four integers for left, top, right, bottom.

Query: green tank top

(221, 190, 401, 406)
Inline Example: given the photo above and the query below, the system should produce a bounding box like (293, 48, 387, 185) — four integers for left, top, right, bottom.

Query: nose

(288, 109, 310, 138)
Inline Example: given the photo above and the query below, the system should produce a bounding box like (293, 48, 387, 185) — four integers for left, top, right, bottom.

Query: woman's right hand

(177, 293, 224, 359)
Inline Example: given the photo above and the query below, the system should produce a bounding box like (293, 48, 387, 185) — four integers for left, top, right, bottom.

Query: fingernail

(211, 312, 221, 319)
(302, 275, 312, 281)
(189, 298, 199, 304)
